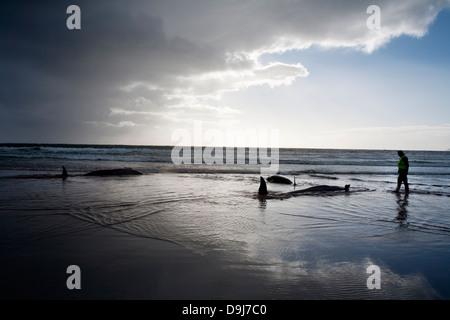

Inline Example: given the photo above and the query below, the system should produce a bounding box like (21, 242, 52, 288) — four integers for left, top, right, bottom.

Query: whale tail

(258, 177, 268, 195)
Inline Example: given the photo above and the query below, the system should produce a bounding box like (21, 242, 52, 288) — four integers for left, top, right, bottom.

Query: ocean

(0, 144, 449, 300)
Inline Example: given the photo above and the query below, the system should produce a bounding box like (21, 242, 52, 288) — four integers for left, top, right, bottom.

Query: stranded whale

(1, 166, 143, 179)
(289, 184, 350, 194)
(84, 168, 143, 176)
(1, 166, 69, 179)
(258, 176, 350, 196)
(266, 175, 293, 184)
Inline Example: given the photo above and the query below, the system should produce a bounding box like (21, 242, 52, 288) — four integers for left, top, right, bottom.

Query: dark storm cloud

(0, 1, 306, 143)
(0, 0, 207, 142)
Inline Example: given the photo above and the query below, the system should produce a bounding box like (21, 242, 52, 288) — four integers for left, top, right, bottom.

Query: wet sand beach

(1, 165, 449, 300)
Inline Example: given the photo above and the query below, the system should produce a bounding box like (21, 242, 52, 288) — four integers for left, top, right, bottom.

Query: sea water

(0, 144, 449, 299)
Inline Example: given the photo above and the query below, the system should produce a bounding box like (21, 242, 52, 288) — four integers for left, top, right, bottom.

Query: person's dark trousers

(396, 169, 409, 192)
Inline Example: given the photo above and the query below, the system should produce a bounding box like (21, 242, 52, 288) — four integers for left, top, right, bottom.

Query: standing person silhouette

(395, 150, 409, 193)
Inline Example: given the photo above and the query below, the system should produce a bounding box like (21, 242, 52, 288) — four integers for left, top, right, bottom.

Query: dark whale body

(2, 166, 143, 179)
(85, 168, 143, 176)
(2, 166, 69, 179)
(289, 184, 350, 194)
(258, 177, 349, 196)
(267, 175, 292, 184)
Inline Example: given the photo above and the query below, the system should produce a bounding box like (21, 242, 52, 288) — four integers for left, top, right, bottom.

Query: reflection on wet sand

(395, 192, 409, 225)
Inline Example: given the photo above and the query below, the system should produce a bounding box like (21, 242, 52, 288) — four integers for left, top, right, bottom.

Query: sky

(1, 0, 450, 150)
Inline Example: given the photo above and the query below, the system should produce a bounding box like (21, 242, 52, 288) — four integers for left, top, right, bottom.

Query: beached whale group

(5, 167, 352, 197)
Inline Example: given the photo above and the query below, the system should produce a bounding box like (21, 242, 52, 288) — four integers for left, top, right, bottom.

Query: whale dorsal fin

(62, 166, 68, 178)
(258, 177, 268, 195)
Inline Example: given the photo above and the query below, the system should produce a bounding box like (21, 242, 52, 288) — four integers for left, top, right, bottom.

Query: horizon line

(0, 142, 447, 152)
